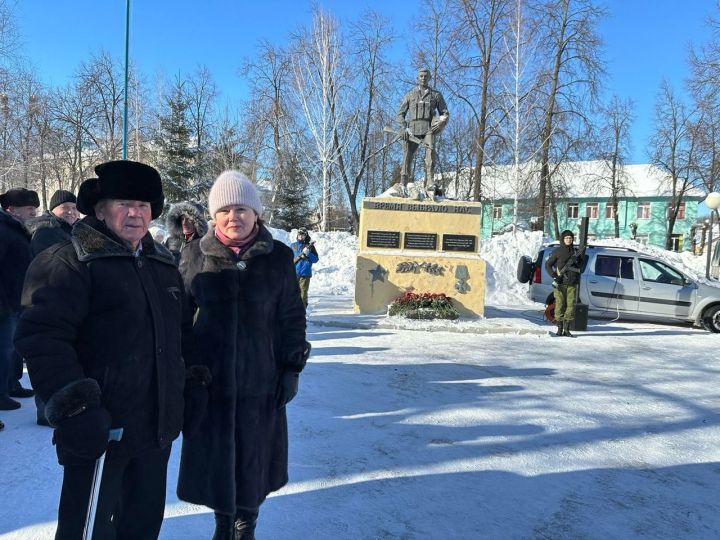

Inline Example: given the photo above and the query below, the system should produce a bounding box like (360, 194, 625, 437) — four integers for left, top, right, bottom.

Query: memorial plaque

(442, 234, 477, 252)
(367, 230, 401, 249)
(404, 232, 437, 250)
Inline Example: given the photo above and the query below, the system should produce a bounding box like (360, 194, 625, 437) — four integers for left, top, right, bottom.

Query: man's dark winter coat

(26, 211, 73, 257)
(0, 209, 32, 317)
(14, 216, 191, 464)
(176, 224, 307, 514)
(545, 243, 583, 285)
(164, 201, 208, 271)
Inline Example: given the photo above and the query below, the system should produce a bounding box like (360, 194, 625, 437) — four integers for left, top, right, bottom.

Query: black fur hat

(76, 160, 165, 219)
(0, 187, 40, 210)
(560, 229, 574, 240)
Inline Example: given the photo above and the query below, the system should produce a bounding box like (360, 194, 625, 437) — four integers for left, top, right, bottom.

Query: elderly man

(15, 160, 208, 540)
(27, 189, 79, 257)
(396, 67, 449, 186)
(25, 189, 80, 426)
(0, 187, 39, 413)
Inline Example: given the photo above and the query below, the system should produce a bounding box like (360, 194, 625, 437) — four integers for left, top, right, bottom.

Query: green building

(445, 162, 704, 251)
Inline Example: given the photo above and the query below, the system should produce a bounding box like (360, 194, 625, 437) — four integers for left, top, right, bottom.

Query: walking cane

(82, 427, 123, 540)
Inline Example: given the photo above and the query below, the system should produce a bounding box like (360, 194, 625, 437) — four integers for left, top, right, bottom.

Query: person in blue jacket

(290, 227, 319, 307)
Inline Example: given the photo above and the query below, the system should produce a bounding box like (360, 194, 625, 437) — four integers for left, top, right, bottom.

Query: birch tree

(291, 8, 351, 231)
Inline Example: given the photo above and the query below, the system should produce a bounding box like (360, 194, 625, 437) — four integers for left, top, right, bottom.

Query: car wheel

(702, 305, 720, 333)
(517, 255, 533, 284)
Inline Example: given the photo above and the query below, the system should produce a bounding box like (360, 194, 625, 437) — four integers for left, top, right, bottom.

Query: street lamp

(704, 192, 720, 278)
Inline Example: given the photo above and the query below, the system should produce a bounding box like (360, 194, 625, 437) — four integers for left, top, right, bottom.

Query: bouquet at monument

(388, 292, 459, 320)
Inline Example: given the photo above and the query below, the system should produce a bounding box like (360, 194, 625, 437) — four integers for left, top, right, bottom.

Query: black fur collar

(71, 216, 175, 265)
(26, 211, 69, 235)
(199, 224, 275, 263)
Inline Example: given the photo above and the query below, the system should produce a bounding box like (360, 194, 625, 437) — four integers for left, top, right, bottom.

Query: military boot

(563, 321, 574, 337)
(555, 320, 564, 337)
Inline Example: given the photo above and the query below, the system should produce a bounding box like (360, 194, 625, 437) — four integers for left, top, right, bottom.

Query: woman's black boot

(234, 507, 259, 540)
(212, 512, 235, 540)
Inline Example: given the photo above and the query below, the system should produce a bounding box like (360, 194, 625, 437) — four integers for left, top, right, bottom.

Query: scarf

(214, 223, 259, 256)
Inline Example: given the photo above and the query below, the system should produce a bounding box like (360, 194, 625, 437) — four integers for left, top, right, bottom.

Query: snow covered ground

(2, 231, 719, 539)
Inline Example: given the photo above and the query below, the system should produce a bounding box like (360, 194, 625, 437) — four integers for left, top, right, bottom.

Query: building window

(567, 203, 579, 219)
(492, 204, 502, 219)
(635, 234, 649, 245)
(669, 233, 683, 252)
(586, 202, 599, 219)
(605, 202, 616, 219)
(637, 202, 651, 219)
(667, 202, 685, 220)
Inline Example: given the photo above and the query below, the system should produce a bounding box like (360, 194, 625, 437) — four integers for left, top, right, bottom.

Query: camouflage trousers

(554, 284, 576, 322)
(297, 276, 311, 307)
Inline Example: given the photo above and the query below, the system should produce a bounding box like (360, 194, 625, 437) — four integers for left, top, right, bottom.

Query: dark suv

(518, 244, 720, 332)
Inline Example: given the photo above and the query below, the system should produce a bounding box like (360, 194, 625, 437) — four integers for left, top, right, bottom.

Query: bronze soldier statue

(396, 68, 449, 186)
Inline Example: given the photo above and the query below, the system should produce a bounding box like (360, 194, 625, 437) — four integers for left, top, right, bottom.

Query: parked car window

(595, 255, 634, 279)
(639, 259, 684, 285)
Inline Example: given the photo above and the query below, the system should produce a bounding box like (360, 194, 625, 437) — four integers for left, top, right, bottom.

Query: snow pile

(481, 230, 545, 305)
(271, 228, 358, 296)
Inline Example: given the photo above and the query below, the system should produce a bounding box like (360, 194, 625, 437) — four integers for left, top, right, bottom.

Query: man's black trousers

(55, 445, 172, 540)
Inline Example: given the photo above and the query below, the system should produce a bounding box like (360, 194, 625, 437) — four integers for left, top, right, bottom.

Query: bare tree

(77, 50, 125, 160)
(532, 0, 605, 236)
(648, 81, 699, 250)
(688, 12, 720, 194)
(331, 9, 395, 231)
(496, 0, 544, 229)
(291, 8, 352, 231)
(593, 95, 634, 237)
(241, 42, 293, 223)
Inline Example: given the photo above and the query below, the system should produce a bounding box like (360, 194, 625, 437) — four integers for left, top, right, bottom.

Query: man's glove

(276, 371, 300, 409)
(302, 247, 310, 256)
(183, 365, 212, 438)
(54, 407, 112, 461)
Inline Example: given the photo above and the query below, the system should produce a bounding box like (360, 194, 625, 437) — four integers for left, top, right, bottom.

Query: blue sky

(13, 0, 718, 164)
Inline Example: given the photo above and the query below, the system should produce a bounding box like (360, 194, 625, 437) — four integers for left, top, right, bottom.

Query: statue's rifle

(382, 126, 429, 148)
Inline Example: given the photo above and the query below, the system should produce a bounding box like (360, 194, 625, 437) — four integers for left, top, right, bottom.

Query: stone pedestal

(354, 197, 486, 317)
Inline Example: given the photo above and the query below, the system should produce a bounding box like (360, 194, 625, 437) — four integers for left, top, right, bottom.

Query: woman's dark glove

(54, 407, 112, 461)
(276, 371, 300, 409)
(183, 365, 212, 438)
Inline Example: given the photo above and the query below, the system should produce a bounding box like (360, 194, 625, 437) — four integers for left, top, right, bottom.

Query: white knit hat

(208, 170, 263, 217)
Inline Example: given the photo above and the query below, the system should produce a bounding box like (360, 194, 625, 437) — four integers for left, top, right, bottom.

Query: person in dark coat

(0, 187, 39, 412)
(24, 189, 79, 426)
(176, 170, 308, 540)
(545, 229, 584, 337)
(26, 189, 79, 257)
(14, 160, 209, 540)
(164, 201, 209, 287)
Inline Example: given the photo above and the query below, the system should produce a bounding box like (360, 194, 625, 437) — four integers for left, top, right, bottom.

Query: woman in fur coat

(176, 170, 309, 540)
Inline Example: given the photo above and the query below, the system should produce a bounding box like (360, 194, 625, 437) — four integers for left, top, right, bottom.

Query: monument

(395, 68, 449, 187)
(354, 196, 486, 317)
